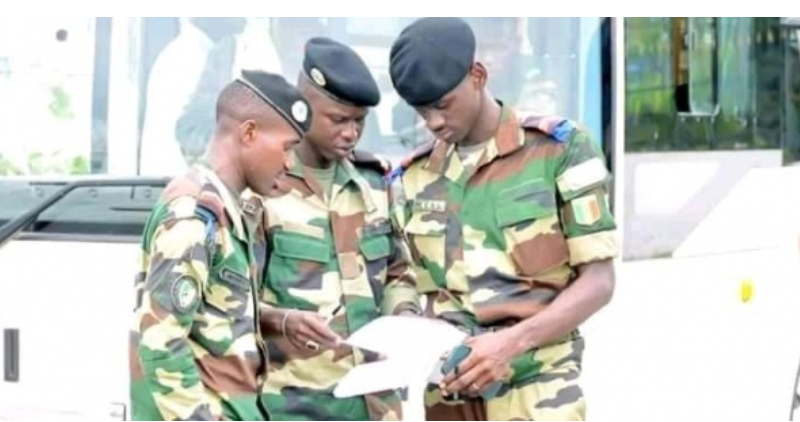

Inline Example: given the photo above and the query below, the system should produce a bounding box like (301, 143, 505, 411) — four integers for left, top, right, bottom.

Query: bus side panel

(0, 240, 136, 421)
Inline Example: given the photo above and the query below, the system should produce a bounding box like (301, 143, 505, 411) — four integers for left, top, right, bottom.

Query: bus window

(129, 17, 610, 171)
(687, 17, 718, 115)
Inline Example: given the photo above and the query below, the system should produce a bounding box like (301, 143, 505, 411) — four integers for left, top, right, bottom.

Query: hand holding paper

(333, 315, 467, 399)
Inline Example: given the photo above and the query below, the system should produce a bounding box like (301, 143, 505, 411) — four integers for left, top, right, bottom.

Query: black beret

(303, 37, 380, 107)
(236, 69, 313, 137)
(389, 17, 476, 107)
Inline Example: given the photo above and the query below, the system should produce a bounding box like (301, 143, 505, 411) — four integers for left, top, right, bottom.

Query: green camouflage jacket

(391, 103, 619, 385)
(130, 163, 269, 421)
(259, 150, 420, 421)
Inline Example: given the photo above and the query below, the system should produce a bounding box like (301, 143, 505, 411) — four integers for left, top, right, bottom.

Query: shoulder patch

(193, 205, 218, 254)
(161, 173, 203, 204)
(171, 276, 200, 314)
(160, 172, 223, 260)
(161, 170, 227, 224)
(520, 115, 577, 143)
(196, 191, 226, 223)
(350, 149, 392, 176)
(390, 140, 436, 182)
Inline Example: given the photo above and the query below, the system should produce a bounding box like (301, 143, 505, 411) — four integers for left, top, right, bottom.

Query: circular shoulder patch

(171, 277, 200, 314)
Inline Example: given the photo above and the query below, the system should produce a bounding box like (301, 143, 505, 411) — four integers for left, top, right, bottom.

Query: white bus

(1, 17, 800, 421)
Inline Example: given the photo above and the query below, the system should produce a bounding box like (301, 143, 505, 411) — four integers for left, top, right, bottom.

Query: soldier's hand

(284, 310, 342, 352)
(439, 330, 515, 397)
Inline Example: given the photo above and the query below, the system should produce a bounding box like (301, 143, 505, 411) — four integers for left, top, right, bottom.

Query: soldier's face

(306, 95, 367, 162)
(240, 119, 300, 195)
(414, 64, 486, 144)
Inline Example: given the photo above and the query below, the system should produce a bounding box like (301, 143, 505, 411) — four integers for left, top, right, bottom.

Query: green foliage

(0, 151, 90, 176)
(0, 153, 22, 176)
(48, 85, 74, 119)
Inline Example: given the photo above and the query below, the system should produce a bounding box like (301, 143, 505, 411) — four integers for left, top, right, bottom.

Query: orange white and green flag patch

(572, 194, 602, 226)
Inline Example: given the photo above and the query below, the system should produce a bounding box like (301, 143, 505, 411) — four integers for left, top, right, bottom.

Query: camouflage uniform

(391, 105, 619, 420)
(259, 150, 420, 421)
(130, 162, 269, 421)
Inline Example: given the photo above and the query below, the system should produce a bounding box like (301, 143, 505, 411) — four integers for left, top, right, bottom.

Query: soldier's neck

(461, 96, 502, 147)
(296, 141, 335, 169)
(206, 151, 245, 195)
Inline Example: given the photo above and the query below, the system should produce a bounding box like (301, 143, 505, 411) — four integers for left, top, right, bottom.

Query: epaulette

(520, 115, 578, 144)
(388, 140, 436, 183)
(160, 173, 223, 257)
(350, 149, 392, 176)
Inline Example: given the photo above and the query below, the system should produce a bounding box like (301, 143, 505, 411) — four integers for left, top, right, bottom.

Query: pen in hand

(326, 304, 343, 324)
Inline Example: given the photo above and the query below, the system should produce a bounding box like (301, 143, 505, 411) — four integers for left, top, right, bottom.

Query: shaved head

(216, 81, 275, 124)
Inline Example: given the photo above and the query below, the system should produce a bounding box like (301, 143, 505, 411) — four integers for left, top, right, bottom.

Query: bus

(1, 17, 800, 421)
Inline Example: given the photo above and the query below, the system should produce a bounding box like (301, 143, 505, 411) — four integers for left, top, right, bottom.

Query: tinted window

(0, 179, 165, 241)
(625, 17, 787, 152)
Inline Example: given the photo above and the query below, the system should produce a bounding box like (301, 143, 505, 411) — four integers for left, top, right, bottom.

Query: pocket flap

(556, 157, 609, 201)
(272, 231, 331, 263)
(496, 203, 556, 227)
(359, 235, 391, 261)
(496, 180, 557, 227)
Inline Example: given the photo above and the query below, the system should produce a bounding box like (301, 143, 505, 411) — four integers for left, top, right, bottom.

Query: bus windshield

(0, 17, 609, 238)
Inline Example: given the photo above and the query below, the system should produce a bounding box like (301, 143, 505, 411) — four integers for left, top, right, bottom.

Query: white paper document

(333, 315, 467, 398)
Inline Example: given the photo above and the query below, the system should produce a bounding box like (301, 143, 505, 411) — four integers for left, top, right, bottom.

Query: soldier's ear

(470, 62, 487, 89)
(239, 119, 257, 147)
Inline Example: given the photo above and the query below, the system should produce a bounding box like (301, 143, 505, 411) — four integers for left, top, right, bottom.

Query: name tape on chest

(413, 199, 447, 213)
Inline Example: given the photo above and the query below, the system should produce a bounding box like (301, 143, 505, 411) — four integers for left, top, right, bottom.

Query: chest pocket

(496, 180, 569, 278)
(358, 219, 393, 305)
(403, 210, 454, 292)
(359, 220, 392, 261)
(205, 265, 253, 317)
(267, 230, 331, 290)
(201, 263, 255, 356)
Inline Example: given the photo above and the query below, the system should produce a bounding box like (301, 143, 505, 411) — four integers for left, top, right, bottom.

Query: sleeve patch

(571, 194, 602, 226)
(171, 277, 200, 314)
(556, 157, 608, 196)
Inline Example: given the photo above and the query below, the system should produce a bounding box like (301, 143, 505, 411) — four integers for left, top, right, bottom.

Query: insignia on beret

(171, 276, 199, 314)
(291, 101, 309, 123)
(235, 69, 313, 137)
(310, 67, 326, 87)
(302, 37, 380, 107)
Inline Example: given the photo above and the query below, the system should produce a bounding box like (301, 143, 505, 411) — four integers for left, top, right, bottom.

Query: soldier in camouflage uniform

(129, 70, 313, 421)
(388, 17, 619, 421)
(256, 37, 421, 421)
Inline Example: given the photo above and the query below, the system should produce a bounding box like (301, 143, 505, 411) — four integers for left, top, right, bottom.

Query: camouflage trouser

(424, 333, 585, 421)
